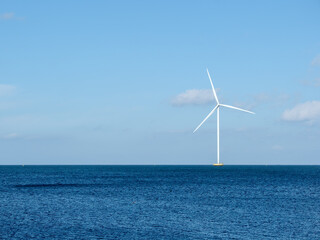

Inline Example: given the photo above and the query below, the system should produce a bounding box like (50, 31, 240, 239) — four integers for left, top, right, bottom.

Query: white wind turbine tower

(193, 69, 255, 166)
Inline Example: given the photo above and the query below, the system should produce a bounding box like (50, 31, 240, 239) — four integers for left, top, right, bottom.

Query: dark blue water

(0, 166, 319, 239)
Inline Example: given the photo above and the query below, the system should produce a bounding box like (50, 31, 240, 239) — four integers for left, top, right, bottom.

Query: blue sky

(1, 1, 320, 164)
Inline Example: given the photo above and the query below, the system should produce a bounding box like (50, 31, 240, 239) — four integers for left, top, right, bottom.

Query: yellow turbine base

(213, 163, 224, 166)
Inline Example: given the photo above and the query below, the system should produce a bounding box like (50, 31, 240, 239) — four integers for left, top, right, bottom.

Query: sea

(0, 165, 319, 239)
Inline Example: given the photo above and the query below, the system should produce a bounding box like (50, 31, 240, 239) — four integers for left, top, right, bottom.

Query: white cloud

(0, 12, 14, 20)
(314, 79, 320, 87)
(311, 55, 320, 66)
(282, 101, 320, 122)
(253, 93, 270, 102)
(171, 89, 215, 106)
(235, 92, 294, 110)
(303, 78, 320, 87)
(0, 84, 16, 97)
(2, 133, 19, 139)
(0, 13, 24, 21)
(272, 145, 283, 150)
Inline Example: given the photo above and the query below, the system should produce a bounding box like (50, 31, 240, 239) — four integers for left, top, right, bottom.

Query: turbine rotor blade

(193, 105, 219, 133)
(220, 104, 255, 114)
(206, 68, 219, 104)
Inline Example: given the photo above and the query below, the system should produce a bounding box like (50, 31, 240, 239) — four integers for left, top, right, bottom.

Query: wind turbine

(193, 69, 255, 166)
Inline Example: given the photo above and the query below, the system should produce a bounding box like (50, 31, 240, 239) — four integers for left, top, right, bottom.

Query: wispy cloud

(282, 101, 320, 123)
(233, 92, 292, 110)
(0, 84, 16, 96)
(300, 54, 320, 88)
(0, 84, 16, 97)
(2, 133, 19, 139)
(311, 55, 320, 67)
(0, 12, 24, 21)
(272, 145, 283, 151)
(0, 12, 14, 20)
(171, 89, 215, 106)
(302, 78, 320, 87)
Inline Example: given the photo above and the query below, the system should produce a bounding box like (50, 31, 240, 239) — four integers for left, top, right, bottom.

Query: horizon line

(0, 164, 319, 166)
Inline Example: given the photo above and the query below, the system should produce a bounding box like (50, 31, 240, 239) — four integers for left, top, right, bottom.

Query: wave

(13, 183, 102, 188)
